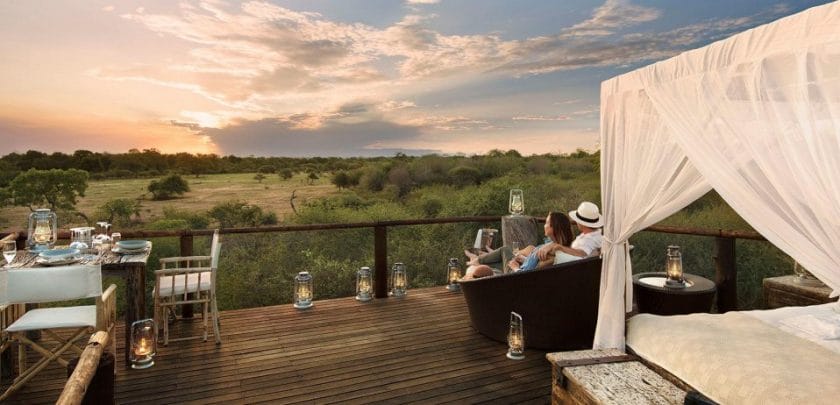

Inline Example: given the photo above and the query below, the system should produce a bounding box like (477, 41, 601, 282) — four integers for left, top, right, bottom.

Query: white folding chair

(0, 264, 116, 401)
(154, 230, 221, 345)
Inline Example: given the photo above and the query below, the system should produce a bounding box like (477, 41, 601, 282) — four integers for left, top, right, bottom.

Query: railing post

(714, 236, 737, 312)
(374, 226, 388, 299)
(180, 233, 195, 318)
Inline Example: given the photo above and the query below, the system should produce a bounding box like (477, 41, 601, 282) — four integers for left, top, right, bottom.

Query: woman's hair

(548, 212, 574, 246)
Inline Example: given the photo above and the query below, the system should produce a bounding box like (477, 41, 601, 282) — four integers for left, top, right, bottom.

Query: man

(537, 201, 603, 260)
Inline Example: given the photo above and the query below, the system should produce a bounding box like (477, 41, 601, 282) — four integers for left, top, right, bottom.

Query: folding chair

(0, 264, 116, 401)
(154, 230, 221, 345)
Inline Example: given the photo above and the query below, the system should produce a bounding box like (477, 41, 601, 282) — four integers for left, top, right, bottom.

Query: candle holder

(294, 271, 314, 309)
(130, 319, 156, 369)
(356, 267, 373, 302)
(27, 208, 57, 252)
(446, 258, 461, 292)
(390, 262, 407, 297)
(507, 311, 525, 360)
(665, 245, 686, 289)
(508, 189, 524, 216)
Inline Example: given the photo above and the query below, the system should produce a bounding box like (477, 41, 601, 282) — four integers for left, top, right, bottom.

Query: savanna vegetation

(0, 149, 798, 315)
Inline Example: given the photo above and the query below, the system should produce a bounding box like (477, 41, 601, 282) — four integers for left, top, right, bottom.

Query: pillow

(554, 252, 580, 265)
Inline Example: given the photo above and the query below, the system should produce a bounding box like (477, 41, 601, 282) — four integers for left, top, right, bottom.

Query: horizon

(0, 0, 830, 158)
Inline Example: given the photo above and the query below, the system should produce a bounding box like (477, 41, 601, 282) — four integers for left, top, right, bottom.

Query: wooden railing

(2, 218, 763, 309)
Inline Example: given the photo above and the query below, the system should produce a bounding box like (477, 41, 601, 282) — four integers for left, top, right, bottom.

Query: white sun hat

(569, 201, 603, 228)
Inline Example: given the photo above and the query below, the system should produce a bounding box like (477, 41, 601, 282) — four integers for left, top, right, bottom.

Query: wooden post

(374, 226, 388, 299)
(123, 263, 146, 368)
(180, 234, 195, 319)
(714, 237, 737, 312)
(58, 331, 111, 405)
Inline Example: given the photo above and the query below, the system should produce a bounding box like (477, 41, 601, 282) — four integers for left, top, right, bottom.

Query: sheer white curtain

(596, 75, 710, 349)
(641, 2, 840, 297)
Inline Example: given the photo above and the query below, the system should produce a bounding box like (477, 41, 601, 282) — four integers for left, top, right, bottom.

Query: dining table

(9, 243, 151, 367)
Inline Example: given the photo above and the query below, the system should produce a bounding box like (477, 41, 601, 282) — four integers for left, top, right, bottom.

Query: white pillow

(554, 252, 580, 265)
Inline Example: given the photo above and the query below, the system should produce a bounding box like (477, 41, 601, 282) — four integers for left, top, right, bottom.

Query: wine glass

(3, 240, 17, 267)
(512, 241, 521, 258)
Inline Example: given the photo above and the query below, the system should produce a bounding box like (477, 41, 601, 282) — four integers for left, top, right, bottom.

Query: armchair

(153, 230, 221, 345)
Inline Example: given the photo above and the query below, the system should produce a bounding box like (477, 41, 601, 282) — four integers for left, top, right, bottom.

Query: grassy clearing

(0, 172, 340, 230)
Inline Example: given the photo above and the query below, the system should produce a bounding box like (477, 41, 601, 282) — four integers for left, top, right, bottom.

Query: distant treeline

(0, 148, 599, 187)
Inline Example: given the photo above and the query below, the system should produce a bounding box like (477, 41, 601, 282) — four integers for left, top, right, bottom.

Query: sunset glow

(0, 0, 829, 157)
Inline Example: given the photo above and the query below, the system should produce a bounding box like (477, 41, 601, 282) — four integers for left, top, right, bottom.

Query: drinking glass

(2, 241, 16, 267)
(509, 189, 524, 216)
(111, 232, 121, 246)
(512, 242, 521, 258)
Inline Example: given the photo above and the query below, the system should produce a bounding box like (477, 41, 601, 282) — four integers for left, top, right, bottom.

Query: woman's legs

(463, 264, 496, 279)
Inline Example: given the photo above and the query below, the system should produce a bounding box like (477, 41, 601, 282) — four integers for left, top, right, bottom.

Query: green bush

(148, 173, 189, 200)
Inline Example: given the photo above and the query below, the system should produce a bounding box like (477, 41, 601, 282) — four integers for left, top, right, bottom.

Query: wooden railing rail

(56, 331, 110, 405)
(2, 219, 765, 308)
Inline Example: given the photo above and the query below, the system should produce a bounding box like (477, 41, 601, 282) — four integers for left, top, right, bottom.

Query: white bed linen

(745, 303, 840, 354)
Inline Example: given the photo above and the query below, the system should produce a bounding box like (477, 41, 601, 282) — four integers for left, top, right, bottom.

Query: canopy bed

(594, 2, 840, 403)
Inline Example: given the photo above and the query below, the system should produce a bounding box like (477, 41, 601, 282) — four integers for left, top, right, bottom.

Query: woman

(465, 211, 575, 279)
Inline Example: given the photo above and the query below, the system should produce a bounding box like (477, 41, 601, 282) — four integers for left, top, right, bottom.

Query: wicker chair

(457, 256, 602, 351)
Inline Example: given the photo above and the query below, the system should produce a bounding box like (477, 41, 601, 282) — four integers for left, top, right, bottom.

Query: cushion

(157, 272, 213, 296)
(6, 306, 96, 332)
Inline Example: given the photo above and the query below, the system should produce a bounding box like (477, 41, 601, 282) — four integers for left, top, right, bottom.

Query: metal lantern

(130, 319, 156, 369)
(446, 258, 461, 292)
(390, 262, 408, 297)
(507, 311, 525, 360)
(356, 266, 373, 302)
(508, 189, 524, 216)
(665, 245, 686, 288)
(294, 271, 314, 309)
(27, 208, 58, 251)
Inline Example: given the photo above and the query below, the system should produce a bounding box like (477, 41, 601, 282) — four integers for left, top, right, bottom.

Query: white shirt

(571, 229, 603, 257)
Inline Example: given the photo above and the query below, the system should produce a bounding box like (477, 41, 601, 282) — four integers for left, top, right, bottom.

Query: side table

(763, 275, 837, 309)
(633, 272, 716, 315)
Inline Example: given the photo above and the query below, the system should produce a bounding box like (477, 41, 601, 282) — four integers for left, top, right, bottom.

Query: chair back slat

(210, 230, 221, 270)
(2, 265, 102, 305)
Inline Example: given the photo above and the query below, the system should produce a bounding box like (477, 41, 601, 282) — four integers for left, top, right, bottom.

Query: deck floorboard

(2, 286, 551, 404)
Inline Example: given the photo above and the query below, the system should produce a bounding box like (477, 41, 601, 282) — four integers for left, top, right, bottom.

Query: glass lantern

(130, 319, 156, 369)
(665, 245, 686, 288)
(446, 258, 461, 292)
(390, 262, 408, 297)
(508, 189, 524, 216)
(27, 208, 57, 251)
(356, 267, 373, 302)
(507, 311, 525, 360)
(294, 271, 314, 309)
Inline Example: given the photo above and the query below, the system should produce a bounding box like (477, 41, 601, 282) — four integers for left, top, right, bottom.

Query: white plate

(111, 246, 149, 254)
(39, 248, 81, 261)
(116, 240, 150, 250)
(36, 257, 80, 266)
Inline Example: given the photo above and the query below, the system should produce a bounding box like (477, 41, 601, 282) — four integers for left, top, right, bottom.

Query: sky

(0, 0, 832, 157)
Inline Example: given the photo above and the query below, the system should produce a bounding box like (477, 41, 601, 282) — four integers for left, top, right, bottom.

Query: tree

(148, 173, 190, 200)
(307, 172, 319, 185)
(258, 165, 276, 174)
(3, 168, 89, 211)
(97, 198, 141, 226)
(332, 171, 351, 190)
(279, 169, 294, 180)
(254, 173, 266, 183)
(208, 200, 277, 228)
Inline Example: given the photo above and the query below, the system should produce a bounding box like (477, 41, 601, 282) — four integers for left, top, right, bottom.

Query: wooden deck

(3, 286, 551, 404)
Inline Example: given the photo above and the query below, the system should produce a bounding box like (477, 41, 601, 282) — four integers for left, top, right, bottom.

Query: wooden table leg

(124, 263, 146, 368)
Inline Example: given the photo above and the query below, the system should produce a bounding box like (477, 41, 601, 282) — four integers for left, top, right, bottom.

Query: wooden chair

(0, 264, 116, 402)
(154, 230, 221, 345)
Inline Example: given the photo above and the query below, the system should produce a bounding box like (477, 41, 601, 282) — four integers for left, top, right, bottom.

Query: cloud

(568, 0, 661, 35)
(406, 0, 440, 4)
(201, 118, 435, 157)
(512, 115, 570, 121)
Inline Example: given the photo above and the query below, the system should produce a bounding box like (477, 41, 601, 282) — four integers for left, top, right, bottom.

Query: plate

(116, 240, 150, 250)
(112, 246, 150, 254)
(35, 256, 80, 266)
(39, 248, 81, 261)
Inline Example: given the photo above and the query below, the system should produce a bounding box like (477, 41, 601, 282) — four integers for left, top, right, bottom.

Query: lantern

(391, 262, 407, 297)
(130, 319, 156, 369)
(27, 208, 58, 251)
(446, 258, 461, 292)
(507, 311, 525, 360)
(665, 245, 686, 288)
(356, 266, 373, 302)
(508, 189, 524, 216)
(294, 271, 314, 309)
